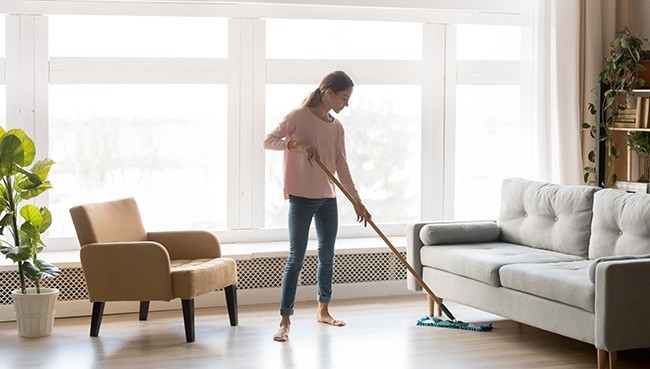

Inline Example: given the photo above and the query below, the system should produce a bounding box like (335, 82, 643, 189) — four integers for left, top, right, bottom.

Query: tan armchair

(69, 197, 238, 342)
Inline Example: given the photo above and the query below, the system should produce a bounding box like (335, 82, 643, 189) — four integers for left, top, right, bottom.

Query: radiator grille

(1, 251, 406, 305)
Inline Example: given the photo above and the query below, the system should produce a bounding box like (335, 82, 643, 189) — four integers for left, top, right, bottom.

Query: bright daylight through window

(47, 16, 228, 237)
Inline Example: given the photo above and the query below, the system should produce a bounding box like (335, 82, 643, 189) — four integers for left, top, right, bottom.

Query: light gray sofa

(407, 178, 650, 369)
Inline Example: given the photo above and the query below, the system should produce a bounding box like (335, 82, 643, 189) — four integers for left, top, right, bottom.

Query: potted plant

(0, 127, 60, 337)
(627, 131, 650, 182)
(583, 27, 649, 186)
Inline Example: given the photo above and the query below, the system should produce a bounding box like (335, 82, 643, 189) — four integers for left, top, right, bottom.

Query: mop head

(417, 316, 493, 332)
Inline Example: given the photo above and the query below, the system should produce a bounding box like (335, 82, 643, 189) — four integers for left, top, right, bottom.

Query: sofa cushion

(497, 178, 600, 257)
(419, 242, 584, 287)
(499, 260, 594, 312)
(419, 221, 500, 245)
(590, 189, 650, 259)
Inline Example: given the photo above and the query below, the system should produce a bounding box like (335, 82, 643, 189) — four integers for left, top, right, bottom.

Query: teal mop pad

(417, 316, 493, 332)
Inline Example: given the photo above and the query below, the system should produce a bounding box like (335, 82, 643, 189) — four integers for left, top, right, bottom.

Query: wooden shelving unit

(601, 88, 650, 192)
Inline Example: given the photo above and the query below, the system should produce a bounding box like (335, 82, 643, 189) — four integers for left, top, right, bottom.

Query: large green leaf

(21, 181, 52, 200)
(0, 134, 23, 176)
(6, 129, 36, 167)
(16, 159, 53, 191)
(37, 207, 52, 233)
(0, 244, 32, 262)
(30, 159, 54, 181)
(20, 204, 43, 227)
(23, 259, 61, 282)
(33, 259, 61, 278)
(15, 167, 42, 190)
(20, 222, 44, 246)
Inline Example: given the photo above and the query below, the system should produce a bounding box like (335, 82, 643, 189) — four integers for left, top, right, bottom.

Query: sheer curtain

(522, 0, 592, 185)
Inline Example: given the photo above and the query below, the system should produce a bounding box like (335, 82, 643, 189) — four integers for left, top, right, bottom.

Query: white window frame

(1, 1, 523, 250)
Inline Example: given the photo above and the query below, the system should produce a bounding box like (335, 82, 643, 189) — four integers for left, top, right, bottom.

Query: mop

(311, 155, 492, 332)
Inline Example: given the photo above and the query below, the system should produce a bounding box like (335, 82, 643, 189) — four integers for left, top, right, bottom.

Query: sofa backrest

(497, 178, 600, 257)
(590, 189, 650, 259)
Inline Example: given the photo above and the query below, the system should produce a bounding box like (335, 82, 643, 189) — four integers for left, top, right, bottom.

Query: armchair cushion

(171, 258, 238, 300)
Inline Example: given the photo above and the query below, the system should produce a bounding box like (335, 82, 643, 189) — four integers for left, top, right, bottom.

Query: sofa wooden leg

(427, 295, 435, 317)
(181, 299, 195, 343)
(90, 301, 105, 337)
(426, 295, 443, 317)
(597, 348, 617, 369)
(139, 301, 150, 321)
(224, 285, 238, 326)
(597, 348, 606, 369)
(609, 350, 617, 369)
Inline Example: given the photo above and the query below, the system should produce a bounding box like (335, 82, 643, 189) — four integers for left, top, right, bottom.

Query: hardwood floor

(1, 295, 649, 369)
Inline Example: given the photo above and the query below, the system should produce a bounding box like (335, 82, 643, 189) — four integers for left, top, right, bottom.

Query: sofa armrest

(595, 258, 650, 352)
(80, 241, 174, 302)
(406, 222, 430, 292)
(148, 230, 221, 260)
(589, 253, 650, 283)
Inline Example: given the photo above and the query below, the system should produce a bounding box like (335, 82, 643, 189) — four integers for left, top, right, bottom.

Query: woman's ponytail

(302, 71, 354, 108)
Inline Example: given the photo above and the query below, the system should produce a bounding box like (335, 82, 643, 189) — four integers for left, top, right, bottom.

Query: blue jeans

(280, 195, 338, 316)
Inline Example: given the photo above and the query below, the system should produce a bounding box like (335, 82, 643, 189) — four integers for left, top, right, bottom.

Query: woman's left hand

(354, 203, 371, 227)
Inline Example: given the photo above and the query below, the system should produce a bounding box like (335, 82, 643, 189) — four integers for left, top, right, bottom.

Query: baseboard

(0, 280, 415, 322)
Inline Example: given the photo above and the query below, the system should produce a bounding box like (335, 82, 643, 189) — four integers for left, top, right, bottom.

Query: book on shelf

(636, 96, 644, 128)
(642, 97, 650, 128)
(614, 121, 637, 128)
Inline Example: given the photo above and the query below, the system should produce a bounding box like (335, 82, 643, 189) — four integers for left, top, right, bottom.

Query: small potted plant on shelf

(0, 127, 60, 337)
(583, 27, 649, 186)
(627, 131, 650, 182)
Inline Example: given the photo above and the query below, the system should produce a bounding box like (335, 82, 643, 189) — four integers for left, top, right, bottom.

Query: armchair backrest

(69, 197, 148, 246)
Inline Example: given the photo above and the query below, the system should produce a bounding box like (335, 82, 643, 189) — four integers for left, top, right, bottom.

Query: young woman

(263, 70, 371, 342)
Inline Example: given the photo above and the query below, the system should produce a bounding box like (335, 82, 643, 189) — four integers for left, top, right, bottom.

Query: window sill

(0, 236, 406, 271)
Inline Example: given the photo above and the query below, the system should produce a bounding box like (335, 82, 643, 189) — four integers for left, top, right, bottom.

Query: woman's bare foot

(273, 316, 291, 342)
(317, 302, 346, 327)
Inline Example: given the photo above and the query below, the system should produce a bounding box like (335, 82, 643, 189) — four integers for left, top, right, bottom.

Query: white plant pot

(12, 288, 59, 338)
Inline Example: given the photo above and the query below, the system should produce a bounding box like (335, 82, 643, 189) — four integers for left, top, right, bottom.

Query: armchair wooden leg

(139, 301, 150, 321)
(181, 299, 195, 343)
(90, 301, 105, 337)
(224, 285, 238, 326)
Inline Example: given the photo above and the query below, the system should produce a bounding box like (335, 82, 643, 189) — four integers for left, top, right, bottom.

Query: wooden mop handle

(312, 156, 446, 309)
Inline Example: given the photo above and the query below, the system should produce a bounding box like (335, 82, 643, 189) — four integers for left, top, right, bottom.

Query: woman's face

(327, 87, 353, 114)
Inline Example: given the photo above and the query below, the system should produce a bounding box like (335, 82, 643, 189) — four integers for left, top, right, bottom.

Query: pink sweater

(263, 106, 361, 203)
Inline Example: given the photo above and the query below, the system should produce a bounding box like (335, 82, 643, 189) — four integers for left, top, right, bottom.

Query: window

(266, 19, 422, 60)
(48, 85, 228, 237)
(48, 15, 229, 238)
(49, 15, 227, 58)
(0, 5, 526, 248)
(454, 24, 523, 220)
(456, 24, 521, 61)
(454, 85, 522, 220)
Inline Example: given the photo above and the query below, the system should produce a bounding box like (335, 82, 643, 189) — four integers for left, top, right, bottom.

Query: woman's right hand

(289, 140, 318, 162)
